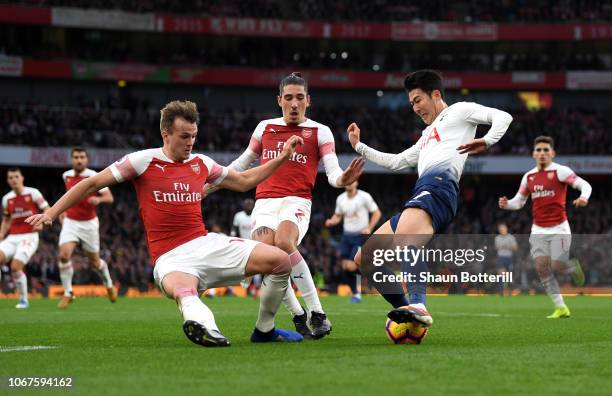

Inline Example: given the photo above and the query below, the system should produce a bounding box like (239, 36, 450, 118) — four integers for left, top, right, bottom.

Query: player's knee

(59, 253, 71, 263)
(353, 250, 362, 267)
(267, 249, 291, 275)
(10, 260, 24, 273)
(274, 237, 296, 254)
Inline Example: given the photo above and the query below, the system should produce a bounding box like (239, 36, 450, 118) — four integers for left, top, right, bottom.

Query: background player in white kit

(499, 135, 591, 318)
(325, 181, 381, 303)
(494, 222, 518, 295)
(57, 147, 117, 309)
(347, 69, 512, 330)
(1, 168, 49, 308)
(27, 100, 305, 347)
(227, 72, 364, 339)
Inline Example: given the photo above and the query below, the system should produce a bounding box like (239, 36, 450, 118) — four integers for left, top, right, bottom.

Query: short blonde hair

(159, 100, 200, 133)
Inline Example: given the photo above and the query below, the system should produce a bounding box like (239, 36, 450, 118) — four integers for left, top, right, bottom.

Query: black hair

(279, 72, 308, 95)
(403, 69, 445, 99)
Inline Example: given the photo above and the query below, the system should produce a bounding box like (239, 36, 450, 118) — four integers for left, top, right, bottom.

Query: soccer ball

(385, 318, 428, 345)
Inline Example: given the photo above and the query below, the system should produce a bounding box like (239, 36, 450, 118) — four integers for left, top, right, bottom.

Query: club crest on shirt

(547, 172, 554, 180)
(191, 163, 201, 175)
(302, 128, 312, 138)
(24, 196, 31, 202)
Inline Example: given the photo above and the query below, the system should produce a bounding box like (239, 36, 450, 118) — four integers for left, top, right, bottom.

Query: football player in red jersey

(1, 168, 49, 308)
(57, 147, 117, 309)
(27, 100, 306, 346)
(500, 136, 591, 318)
(227, 72, 364, 338)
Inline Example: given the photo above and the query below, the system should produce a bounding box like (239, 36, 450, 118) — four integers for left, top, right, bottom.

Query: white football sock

(283, 284, 305, 317)
(178, 294, 219, 331)
(96, 259, 113, 288)
(256, 274, 289, 332)
(14, 271, 28, 301)
(541, 275, 565, 308)
(356, 273, 362, 295)
(289, 252, 323, 313)
(59, 260, 74, 296)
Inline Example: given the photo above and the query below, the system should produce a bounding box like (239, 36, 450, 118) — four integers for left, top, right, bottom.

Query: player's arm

(25, 169, 119, 227)
(0, 213, 10, 240)
(89, 187, 114, 206)
(347, 122, 421, 171)
(499, 174, 528, 211)
(319, 126, 364, 187)
(457, 103, 513, 155)
(217, 136, 303, 192)
(325, 213, 343, 228)
(559, 167, 592, 207)
(365, 208, 382, 235)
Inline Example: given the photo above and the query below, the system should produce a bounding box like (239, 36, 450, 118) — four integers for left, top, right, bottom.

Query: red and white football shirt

(244, 117, 336, 200)
(109, 148, 228, 265)
(2, 187, 49, 234)
(517, 163, 578, 228)
(63, 168, 110, 221)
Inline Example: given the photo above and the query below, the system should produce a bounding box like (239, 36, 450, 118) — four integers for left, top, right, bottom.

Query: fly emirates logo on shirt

(11, 207, 34, 219)
(262, 141, 308, 165)
(531, 184, 555, 199)
(152, 182, 202, 203)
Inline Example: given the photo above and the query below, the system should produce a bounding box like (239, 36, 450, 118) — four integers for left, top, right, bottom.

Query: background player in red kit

(57, 147, 117, 308)
(1, 168, 49, 308)
(27, 100, 305, 347)
(228, 72, 364, 338)
(499, 135, 592, 318)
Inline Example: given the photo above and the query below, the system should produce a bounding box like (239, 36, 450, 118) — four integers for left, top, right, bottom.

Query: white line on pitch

(0, 346, 59, 353)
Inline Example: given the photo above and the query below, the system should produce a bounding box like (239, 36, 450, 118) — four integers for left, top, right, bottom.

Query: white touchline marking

(435, 311, 507, 318)
(0, 346, 59, 353)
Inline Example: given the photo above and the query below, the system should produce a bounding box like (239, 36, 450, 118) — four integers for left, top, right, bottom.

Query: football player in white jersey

(499, 135, 591, 318)
(233, 198, 262, 296)
(347, 70, 512, 330)
(325, 181, 381, 303)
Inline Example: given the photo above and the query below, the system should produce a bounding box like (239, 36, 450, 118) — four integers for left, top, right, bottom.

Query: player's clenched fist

(280, 135, 304, 159)
(347, 122, 361, 148)
(498, 196, 508, 209)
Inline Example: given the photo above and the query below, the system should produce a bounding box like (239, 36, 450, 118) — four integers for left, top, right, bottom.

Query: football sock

(346, 270, 358, 295)
(366, 265, 409, 308)
(282, 284, 305, 317)
(175, 288, 219, 331)
(96, 259, 113, 288)
(541, 275, 565, 308)
(256, 274, 290, 332)
(288, 251, 324, 314)
(402, 246, 427, 306)
(58, 260, 74, 297)
(13, 270, 28, 302)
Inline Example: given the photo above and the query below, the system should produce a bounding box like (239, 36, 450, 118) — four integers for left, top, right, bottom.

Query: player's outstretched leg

(162, 272, 230, 347)
(247, 242, 303, 343)
(57, 260, 75, 309)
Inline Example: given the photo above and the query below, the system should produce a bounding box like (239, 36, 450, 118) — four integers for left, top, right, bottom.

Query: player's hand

(457, 138, 488, 155)
(347, 122, 361, 148)
(498, 196, 508, 209)
(280, 135, 304, 160)
(338, 157, 365, 186)
(361, 227, 372, 235)
(202, 183, 217, 199)
(573, 197, 588, 207)
(88, 196, 101, 206)
(324, 219, 333, 227)
(25, 213, 53, 228)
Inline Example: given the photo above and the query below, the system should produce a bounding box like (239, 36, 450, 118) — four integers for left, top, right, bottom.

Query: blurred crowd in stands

(14, 0, 612, 23)
(2, 102, 612, 154)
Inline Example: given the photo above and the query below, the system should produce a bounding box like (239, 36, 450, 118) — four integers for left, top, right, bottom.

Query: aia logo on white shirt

(191, 163, 200, 175)
(302, 128, 313, 138)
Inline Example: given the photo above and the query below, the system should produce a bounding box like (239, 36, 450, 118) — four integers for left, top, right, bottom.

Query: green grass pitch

(1, 295, 611, 396)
